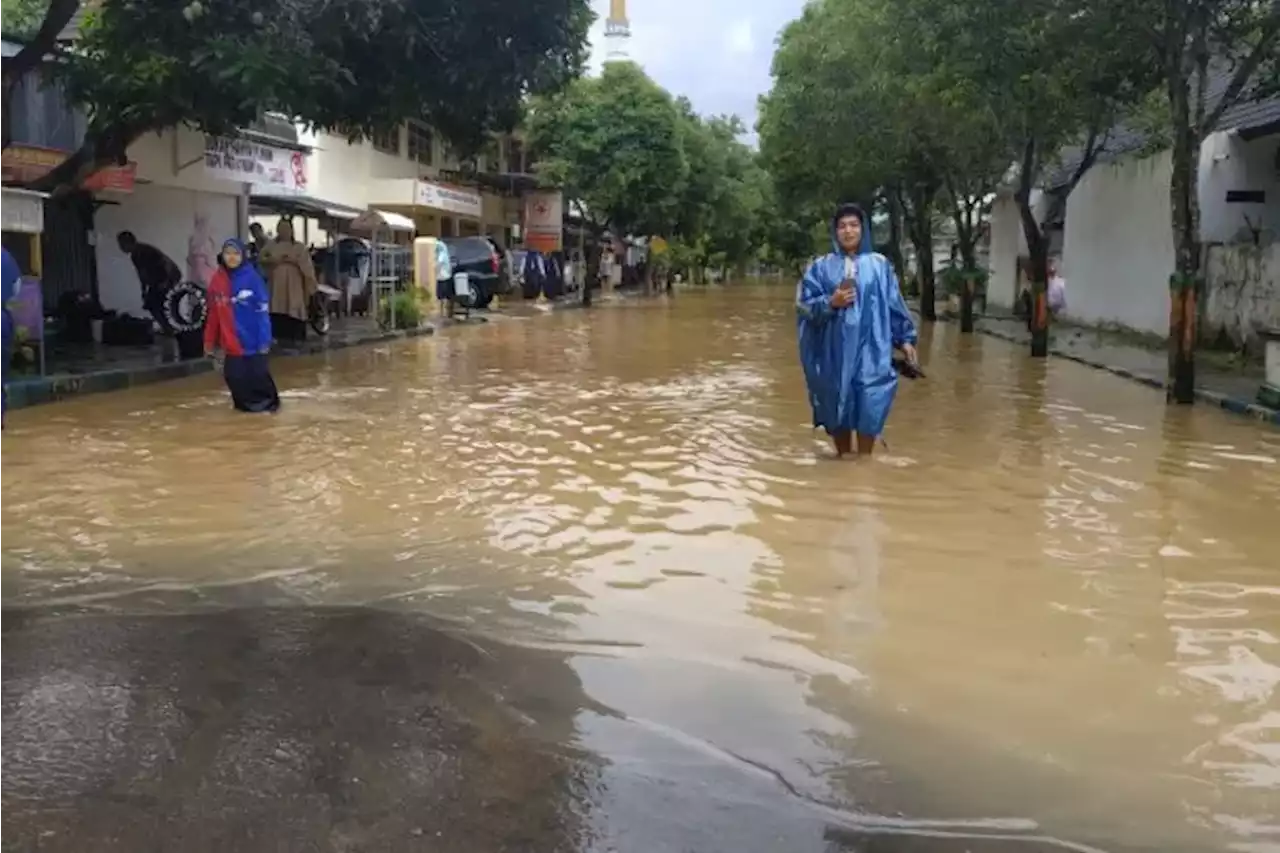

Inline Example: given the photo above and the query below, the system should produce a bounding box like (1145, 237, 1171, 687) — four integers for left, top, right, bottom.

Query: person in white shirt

(1047, 262, 1066, 315)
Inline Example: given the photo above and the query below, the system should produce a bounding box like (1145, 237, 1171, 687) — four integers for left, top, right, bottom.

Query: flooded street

(4, 285, 1279, 852)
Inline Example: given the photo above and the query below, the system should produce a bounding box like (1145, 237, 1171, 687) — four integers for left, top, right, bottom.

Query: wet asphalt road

(3, 607, 595, 853)
(3, 607, 1126, 853)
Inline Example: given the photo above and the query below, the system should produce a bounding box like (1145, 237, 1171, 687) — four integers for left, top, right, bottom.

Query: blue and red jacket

(204, 241, 272, 356)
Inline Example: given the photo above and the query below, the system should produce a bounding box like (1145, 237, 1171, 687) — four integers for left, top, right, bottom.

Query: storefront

(94, 129, 309, 316)
(370, 178, 485, 239)
(2, 144, 137, 307)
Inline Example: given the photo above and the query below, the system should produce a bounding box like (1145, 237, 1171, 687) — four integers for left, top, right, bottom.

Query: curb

(975, 325, 1280, 427)
(7, 324, 436, 411)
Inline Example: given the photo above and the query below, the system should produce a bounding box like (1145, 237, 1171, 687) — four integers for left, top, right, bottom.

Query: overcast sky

(584, 0, 804, 142)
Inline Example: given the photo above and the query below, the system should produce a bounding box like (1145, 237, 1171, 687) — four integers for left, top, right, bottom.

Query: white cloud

(725, 19, 754, 56)
(584, 0, 805, 136)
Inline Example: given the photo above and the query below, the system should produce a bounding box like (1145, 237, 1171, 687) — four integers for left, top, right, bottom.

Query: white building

(254, 123, 531, 247)
(97, 122, 535, 317)
(4, 31, 537, 321)
(92, 126, 313, 316)
(987, 79, 1280, 349)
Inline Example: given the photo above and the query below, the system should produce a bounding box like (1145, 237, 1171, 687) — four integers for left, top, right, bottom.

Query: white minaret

(604, 0, 631, 63)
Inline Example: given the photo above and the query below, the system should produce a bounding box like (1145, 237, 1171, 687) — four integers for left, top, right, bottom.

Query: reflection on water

(4, 287, 1279, 851)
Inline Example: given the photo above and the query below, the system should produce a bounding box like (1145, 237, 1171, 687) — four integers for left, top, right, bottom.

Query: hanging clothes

(522, 251, 545, 299)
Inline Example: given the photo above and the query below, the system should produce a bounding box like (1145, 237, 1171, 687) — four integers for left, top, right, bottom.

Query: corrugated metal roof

(57, 0, 98, 42)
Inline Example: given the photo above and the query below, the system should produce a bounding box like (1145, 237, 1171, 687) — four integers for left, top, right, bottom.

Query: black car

(441, 236, 510, 309)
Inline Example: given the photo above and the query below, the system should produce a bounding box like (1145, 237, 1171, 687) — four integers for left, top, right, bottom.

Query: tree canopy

(2, 0, 592, 192)
(758, 0, 1277, 386)
(526, 62, 688, 240)
(526, 61, 770, 278)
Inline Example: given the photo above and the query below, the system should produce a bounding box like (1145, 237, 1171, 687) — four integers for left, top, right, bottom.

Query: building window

(407, 122, 434, 166)
(372, 125, 400, 156)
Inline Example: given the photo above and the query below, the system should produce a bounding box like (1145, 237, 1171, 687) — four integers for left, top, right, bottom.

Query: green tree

(903, 0, 1157, 354)
(0, 0, 50, 38)
(1140, 0, 1279, 402)
(758, 0, 947, 319)
(2, 0, 591, 193)
(526, 61, 689, 293)
(698, 116, 768, 275)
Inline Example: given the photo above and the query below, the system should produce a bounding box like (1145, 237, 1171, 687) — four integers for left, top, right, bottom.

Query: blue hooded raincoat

(2, 247, 20, 424)
(796, 204, 917, 437)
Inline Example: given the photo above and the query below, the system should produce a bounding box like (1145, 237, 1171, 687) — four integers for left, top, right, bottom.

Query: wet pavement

(3, 285, 1279, 852)
(976, 316, 1272, 419)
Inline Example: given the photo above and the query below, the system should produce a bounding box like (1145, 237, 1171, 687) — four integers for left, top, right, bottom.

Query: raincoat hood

(220, 238, 248, 264)
(830, 203, 873, 256)
(220, 238, 257, 278)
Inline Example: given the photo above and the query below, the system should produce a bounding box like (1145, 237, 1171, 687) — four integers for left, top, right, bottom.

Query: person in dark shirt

(247, 222, 267, 268)
(118, 231, 182, 327)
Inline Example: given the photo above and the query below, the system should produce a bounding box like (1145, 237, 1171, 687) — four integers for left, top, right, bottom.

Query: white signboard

(205, 135, 308, 192)
(1, 188, 45, 234)
(415, 180, 483, 219)
(523, 191, 563, 253)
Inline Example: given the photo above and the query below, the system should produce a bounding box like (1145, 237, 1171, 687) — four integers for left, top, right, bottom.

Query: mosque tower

(603, 0, 632, 63)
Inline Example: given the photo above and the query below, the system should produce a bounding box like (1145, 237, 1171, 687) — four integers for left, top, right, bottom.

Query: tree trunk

(959, 276, 977, 334)
(1014, 135, 1050, 358)
(583, 231, 602, 308)
(950, 189, 979, 334)
(2, 0, 81, 150)
(1167, 79, 1200, 404)
(886, 188, 906, 282)
(903, 185, 937, 322)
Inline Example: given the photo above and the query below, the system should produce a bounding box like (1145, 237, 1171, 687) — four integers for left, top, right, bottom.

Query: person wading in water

(204, 238, 280, 413)
(796, 202, 918, 458)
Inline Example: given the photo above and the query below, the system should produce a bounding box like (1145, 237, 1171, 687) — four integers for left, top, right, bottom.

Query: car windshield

(443, 238, 495, 264)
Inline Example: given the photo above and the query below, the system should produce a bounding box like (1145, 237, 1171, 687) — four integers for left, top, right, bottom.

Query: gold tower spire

(604, 0, 631, 62)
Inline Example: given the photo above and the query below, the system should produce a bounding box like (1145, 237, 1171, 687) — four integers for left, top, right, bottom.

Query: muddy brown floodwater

(3, 285, 1279, 853)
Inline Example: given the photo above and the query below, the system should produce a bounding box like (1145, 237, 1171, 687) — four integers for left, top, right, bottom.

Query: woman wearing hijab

(258, 218, 318, 343)
(796, 202, 918, 458)
(204, 238, 280, 413)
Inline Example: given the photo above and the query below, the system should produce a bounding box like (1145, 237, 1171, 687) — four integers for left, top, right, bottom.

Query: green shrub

(380, 292, 423, 328)
(7, 318, 36, 368)
(940, 265, 987, 296)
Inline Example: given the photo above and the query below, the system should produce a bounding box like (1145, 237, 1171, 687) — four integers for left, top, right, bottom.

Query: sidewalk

(5, 294, 596, 411)
(975, 315, 1279, 426)
(6, 320, 436, 411)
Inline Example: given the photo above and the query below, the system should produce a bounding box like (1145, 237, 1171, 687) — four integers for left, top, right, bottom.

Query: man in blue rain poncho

(796, 203, 918, 458)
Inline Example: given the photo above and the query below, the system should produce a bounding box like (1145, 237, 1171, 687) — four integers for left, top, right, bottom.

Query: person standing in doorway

(247, 222, 269, 268)
(796, 202, 919, 458)
(258, 218, 318, 343)
(204, 238, 280, 413)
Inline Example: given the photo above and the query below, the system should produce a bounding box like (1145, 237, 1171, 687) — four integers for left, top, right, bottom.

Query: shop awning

(349, 208, 415, 234)
(250, 192, 364, 220)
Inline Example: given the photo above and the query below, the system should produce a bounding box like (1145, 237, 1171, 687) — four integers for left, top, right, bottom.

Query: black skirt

(222, 354, 281, 413)
(270, 312, 307, 342)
